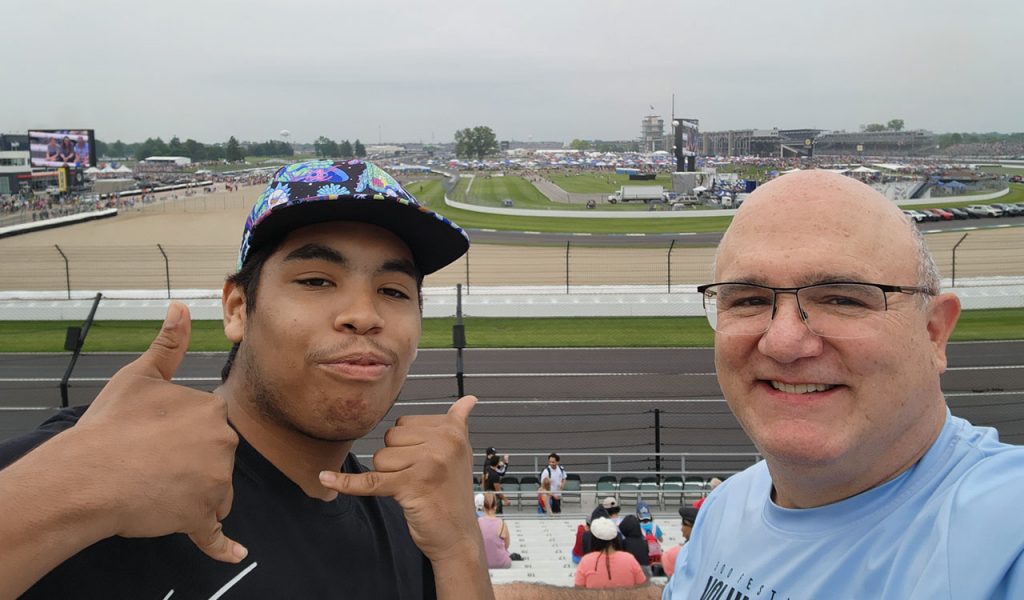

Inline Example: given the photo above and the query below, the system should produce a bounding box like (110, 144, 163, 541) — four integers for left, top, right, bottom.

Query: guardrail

(469, 451, 761, 480)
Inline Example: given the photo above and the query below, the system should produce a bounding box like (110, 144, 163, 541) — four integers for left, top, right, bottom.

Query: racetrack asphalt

(2, 342, 1021, 477)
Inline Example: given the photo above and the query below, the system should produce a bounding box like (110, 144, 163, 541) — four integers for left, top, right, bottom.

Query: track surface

(2, 342, 1021, 476)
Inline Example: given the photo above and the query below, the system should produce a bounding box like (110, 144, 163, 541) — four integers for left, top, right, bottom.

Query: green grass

(977, 165, 1024, 176)
(405, 179, 1024, 236)
(2, 309, 1020, 352)
(714, 164, 772, 181)
(462, 175, 675, 212)
(948, 308, 1024, 342)
(404, 179, 734, 234)
(905, 182, 1024, 209)
(465, 175, 554, 208)
(548, 173, 664, 194)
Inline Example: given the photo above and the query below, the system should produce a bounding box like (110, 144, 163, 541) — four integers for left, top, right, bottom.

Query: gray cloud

(2, 0, 1020, 144)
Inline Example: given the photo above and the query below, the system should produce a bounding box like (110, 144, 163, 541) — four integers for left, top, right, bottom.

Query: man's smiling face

(711, 172, 956, 499)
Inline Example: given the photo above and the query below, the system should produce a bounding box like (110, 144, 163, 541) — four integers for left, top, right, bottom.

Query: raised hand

(75, 302, 246, 563)
(318, 395, 492, 598)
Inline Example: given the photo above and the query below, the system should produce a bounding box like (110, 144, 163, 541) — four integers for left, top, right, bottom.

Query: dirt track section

(0, 185, 1021, 292)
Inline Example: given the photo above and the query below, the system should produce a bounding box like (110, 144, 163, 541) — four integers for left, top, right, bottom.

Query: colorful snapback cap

(237, 159, 469, 274)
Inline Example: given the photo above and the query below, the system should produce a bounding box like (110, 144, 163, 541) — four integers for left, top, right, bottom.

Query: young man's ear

(223, 280, 247, 344)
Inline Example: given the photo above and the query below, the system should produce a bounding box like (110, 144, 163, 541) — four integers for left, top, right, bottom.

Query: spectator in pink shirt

(574, 517, 645, 589)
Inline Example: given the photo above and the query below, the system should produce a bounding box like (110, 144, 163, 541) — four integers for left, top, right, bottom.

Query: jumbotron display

(28, 129, 96, 168)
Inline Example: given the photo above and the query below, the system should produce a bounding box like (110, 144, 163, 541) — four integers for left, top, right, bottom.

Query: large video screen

(679, 119, 699, 155)
(29, 129, 96, 168)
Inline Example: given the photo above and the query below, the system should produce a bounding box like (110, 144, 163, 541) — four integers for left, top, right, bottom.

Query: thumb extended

(133, 301, 191, 381)
(447, 395, 478, 425)
(188, 520, 248, 564)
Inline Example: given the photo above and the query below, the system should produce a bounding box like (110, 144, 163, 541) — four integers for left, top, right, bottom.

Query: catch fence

(1, 230, 1020, 299)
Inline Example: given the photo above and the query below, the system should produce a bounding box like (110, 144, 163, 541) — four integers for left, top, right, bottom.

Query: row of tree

(313, 137, 366, 159)
(96, 137, 294, 163)
(860, 119, 905, 132)
(454, 126, 498, 159)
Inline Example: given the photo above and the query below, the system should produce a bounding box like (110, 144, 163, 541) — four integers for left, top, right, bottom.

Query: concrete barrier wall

(1, 279, 1019, 320)
(444, 195, 738, 219)
(0, 208, 118, 238)
(445, 187, 1011, 219)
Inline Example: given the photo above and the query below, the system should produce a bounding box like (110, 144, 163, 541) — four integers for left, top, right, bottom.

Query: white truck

(607, 185, 666, 204)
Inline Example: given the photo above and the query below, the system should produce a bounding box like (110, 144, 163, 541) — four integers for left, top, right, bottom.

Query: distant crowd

(938, 141, 1024, 158)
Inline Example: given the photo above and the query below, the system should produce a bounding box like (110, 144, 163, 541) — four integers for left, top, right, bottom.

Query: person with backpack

(573, 518, 645, 589)
(538, 452, 567, 514)
(635, 502, 663, 573)
(536, 478, 553, 516)
(617, 514, 652, 580)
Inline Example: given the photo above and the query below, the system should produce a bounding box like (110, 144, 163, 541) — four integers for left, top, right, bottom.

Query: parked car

(946, 207, 970, 219)
(967, 204, 1003, 217)
(926, 208, 954, 221)
(962, 205, 989, 218)
(993, 203, 1024, 217)
(902, 210, 926, 223)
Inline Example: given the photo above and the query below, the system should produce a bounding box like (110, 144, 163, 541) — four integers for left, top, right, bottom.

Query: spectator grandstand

(937, 141, 1024, 159)
(813, 129, 937, 156)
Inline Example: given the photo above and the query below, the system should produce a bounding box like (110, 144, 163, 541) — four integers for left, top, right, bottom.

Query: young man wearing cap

(484, 446, 509, 478)
(0, 160, 494, 599)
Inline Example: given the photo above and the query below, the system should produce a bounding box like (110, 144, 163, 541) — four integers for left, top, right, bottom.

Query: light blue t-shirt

(665, 413, 1024, 600)
(641, 521, 663, 540)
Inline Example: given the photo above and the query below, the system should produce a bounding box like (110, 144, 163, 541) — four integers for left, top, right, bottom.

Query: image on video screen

(29, 129, 96, 168)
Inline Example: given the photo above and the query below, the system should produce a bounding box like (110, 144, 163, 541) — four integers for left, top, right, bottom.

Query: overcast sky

(2, 0, 1020, 144)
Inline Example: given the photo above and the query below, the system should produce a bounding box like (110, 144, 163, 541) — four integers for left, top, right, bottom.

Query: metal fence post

(60, 293, 102, 407)
(667, 239, 676, 293)
(565, 240, 570, 294)
(951, 233, 968, 288)
(54, 244, 70, 299)
(157, 244, 171, 299)
(454, 284, 466, 397)
(654, 409, 662, 481)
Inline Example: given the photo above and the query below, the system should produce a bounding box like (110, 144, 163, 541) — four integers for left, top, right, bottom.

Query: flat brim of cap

(248, 196, 469, 275)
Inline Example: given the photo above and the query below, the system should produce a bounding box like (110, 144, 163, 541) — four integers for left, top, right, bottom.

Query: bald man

(493, 172, 1024, 600)
(667, 171, 1024, 599)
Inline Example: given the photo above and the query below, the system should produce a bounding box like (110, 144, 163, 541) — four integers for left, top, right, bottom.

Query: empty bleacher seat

(639, 477, 661, 508)
(662, 476, 684, 506)
(561, 474, 582, 505)
(596, 475, 618, 498)
(618, 476, 640, 505)
(683, 476, 706, 506)
(501, 476, 522, 509)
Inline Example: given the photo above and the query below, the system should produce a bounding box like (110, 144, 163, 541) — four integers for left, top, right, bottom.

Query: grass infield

(404, 179, 733, 233)
(1, 308, 1020, 352)
(547, 173, 665, 194)
(402, 179, 1023, 236)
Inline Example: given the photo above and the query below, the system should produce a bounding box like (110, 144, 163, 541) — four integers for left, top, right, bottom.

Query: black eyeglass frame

(696, 281, 936, 320)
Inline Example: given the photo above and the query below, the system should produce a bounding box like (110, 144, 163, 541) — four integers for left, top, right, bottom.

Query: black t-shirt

(0, 406, 436, 599)
(483, 465, 501, 491)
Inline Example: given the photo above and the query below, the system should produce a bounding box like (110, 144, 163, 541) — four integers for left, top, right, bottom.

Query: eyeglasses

(696, 281, 935, 339)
